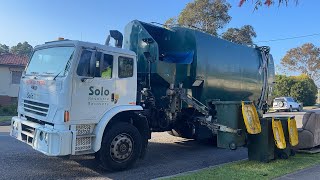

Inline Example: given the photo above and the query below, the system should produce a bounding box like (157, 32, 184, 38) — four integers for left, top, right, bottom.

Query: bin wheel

(290, 149, 296, 156)
(229, 142, 237, 150)
(279, 152, 289, 159)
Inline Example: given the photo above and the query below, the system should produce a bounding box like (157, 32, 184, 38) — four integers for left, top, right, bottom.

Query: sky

(0, 0, 319, 74)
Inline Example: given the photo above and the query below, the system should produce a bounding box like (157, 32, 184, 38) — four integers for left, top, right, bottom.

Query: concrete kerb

(156, 158, 248, 180)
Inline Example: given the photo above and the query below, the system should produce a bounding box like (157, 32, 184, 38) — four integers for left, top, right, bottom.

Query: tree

(290, 77, 317, 106)
(0, 44, 10, 54)
(272, 74, 317, 106)
(272, 75, 295, 98)
(281, 43, 320, 86)
(172, 0, 231, 36)
(239, 0, 298, 8)
(222, 25, 257, 44)
(164, 17, 177, 27)
(10, 42, 33, 56)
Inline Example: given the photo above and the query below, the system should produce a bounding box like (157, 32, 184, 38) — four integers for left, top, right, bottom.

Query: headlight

(39, 131, 44, 141)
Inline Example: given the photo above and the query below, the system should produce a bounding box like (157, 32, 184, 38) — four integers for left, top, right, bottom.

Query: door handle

(111, 93, 115, 102)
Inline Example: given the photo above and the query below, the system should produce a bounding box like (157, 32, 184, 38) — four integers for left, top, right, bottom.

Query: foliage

(171, 153, 320, 180)
(10, 41, 33, 56)
(272, 74, 317, 106)
(222, 25, 257, 44)
(290, 75, 318, 106)
(164, 17, 178, 27)
(172, 0, 231, 36)
(272, 75, 295, 98)
(0, 104, 17, 116)
(239, 0, 298, 8)
(0, 116, 12, 122)
(0, 43, 10, 54)
(281, 43, 320, 86)
(165, 0, 257, 44)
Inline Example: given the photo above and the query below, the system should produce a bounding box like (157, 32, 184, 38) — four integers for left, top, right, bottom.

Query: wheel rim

(110, 133, 134, 162)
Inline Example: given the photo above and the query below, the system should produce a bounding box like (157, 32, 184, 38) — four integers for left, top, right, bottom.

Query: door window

(101, 54, 113, 79)
(77, 50, 114, 79)
(77, 50, 92, 76)
(118, 56, 133, 78)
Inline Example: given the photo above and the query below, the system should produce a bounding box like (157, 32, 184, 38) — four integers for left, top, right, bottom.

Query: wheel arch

(92, 105, 149, 152)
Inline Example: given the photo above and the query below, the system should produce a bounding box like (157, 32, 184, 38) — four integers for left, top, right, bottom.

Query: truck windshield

(26, 46, 75, 76)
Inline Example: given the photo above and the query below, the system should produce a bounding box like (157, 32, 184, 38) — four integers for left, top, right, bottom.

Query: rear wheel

(98, 122, 142, 171)
(298, 106, 302, 112)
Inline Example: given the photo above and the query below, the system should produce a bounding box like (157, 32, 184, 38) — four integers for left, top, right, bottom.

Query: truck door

(114, 55, 137, 105)
(70, 49, 116, 122)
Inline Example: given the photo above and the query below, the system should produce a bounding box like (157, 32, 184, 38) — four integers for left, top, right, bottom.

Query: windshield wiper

(54, 52, 74, 81)
(30, 72, 39, 75)
(53, 71, 62, 80)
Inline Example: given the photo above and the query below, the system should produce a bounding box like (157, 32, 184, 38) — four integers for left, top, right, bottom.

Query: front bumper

(10, 116, 72, 156)
(273, 106, 289, 110)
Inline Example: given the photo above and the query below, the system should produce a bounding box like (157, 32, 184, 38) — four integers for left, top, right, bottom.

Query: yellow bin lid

(241, 101, 261, 134)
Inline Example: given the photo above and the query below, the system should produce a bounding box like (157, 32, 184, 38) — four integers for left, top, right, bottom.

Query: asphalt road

(0, 126, 247, 180)
(1, 109, 319, 180)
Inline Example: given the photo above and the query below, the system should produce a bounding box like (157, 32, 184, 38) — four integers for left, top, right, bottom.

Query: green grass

(0, 116, 12, 122)
(170, 153, 320, 180)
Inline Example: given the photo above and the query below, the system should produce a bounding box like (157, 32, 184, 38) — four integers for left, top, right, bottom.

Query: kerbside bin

(212, 101, 246, 149)
(247, 118, 275, 162)
(274, 116, 296, 159)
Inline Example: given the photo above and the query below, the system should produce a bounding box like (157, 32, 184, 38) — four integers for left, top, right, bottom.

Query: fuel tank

(123, 20, 275, 105)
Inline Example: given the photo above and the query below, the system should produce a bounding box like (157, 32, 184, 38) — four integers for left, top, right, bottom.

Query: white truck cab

(10, 38, 147, 170)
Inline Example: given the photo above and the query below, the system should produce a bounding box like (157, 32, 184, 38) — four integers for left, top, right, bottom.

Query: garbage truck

(10, 20, 275, 171)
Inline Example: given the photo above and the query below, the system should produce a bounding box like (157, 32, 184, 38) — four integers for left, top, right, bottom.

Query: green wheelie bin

(212, 101, 246, 150)
(274, 116, 297, 159)
(247, 117, 275, 162)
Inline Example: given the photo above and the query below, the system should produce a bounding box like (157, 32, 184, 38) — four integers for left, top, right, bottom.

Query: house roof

(0, 53, 28, 66)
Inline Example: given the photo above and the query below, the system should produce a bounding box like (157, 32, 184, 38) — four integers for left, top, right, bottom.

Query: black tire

(298, 106, 302, 112)
(99, 122, 142, 171)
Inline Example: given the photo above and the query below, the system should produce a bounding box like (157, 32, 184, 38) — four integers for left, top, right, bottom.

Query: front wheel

(98, 122, 142, 171)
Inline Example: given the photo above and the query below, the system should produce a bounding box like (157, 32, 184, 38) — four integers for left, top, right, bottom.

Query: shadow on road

(1, 132, 246, 180)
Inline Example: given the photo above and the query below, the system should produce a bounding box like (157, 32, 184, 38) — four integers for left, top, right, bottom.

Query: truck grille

(23, 100, 49, 117)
